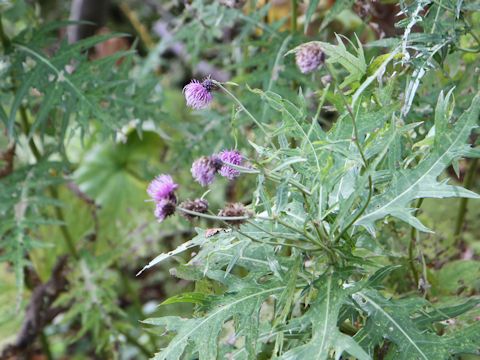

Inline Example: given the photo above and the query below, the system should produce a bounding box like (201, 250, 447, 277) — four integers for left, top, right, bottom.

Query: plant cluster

(0, 0, 479, 359)
(140, 1, 480, 359)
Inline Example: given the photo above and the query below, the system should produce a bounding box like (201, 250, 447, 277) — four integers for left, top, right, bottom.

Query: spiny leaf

(146, 282, 286, 360)
(353, 290, 480, 359)
(355, 94, 480, 233)
(280, 273, 370, 360)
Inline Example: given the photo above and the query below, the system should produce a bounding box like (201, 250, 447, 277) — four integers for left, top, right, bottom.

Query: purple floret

(147, 174, 178, 202)
(183, 79, 213, 109)
(191, 156, 222, 186)
(217, 150, 243, 180)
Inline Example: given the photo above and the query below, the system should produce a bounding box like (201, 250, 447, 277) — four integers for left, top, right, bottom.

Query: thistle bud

(294, 42, 325, 74)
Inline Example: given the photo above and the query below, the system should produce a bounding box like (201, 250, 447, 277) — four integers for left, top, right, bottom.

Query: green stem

(19, 106, 42, 160)
(19, 107, 78, 259)
(408, 198, 423, 285)
(223, 161, 312, 196)
(245, 219, 321, 251)
(177, 207, 251, 221)
(453, 158, 478, 245)
(0, 16, 11, 49)
(49, 186, 79, 259)
(325, 66, 373, 243)
(39, 330, 54, 360)
(265, 216, 337, 262)
(291, 0, 298, 33)
(301, 192, 328, 246)
(213, 81, 274, 149)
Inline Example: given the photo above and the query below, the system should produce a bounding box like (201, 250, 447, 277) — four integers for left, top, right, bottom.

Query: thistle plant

(139, 2, 480, 359)
(1, 0, 479, 358)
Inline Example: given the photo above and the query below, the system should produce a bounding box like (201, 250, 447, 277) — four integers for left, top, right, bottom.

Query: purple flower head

(217, 150, 243, 180)
(295, 42, 325, 74)
(191, 156, 222, 186)
(147, 174, 178, 202)
(154, 199, 177, 222)
(183, 78, 214, 109)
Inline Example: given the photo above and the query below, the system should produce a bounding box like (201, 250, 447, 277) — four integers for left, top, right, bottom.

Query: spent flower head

(183, 78, 214, 109)
(294, 42, 325, 74)
(179, 199, 209, 220)
(147, 174, 178, 202)
(154, 199, 177, 222)
(218, 202, 251, 226)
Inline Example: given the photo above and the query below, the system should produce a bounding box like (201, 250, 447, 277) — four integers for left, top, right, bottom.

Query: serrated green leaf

(280, 273, 370, 360)
(355, 94, 480, 233)
(147, 282, 285, 360)
(354, 290, 480, 359)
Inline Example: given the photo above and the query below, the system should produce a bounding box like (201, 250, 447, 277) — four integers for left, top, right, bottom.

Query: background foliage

(1, 0, 480, 359)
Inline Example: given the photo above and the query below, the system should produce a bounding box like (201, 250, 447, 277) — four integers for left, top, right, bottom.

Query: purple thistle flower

(295, 42, 325, 74)
(217, 150, 243, 180)
(183, 78, 214, 109)
(154, 199, 177, 222)
(191, 156, 222, 186)
(147, 174, 178, 202)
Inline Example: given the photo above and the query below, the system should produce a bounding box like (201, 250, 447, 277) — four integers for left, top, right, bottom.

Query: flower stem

(291, 0, 298, 33)
(177, 207, 251, 221)
(213, 81, 274, 148)
(408, 198, 423, 285)
(261, 216, 337, 263)
(222, 161, 312, 196)
(325, 66, 373, 243)
(245, 219, 321, 251)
